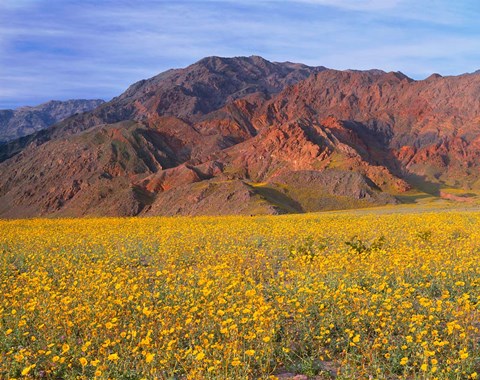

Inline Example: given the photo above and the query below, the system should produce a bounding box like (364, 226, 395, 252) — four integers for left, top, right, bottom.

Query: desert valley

(1, 1, 480, 379)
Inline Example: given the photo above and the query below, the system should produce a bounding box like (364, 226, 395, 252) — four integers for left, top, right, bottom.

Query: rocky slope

(0, 56, 324, 162)
(267, 69, 480, 188)
(0, 99, 105, 142)
(0, 56, 479, 218)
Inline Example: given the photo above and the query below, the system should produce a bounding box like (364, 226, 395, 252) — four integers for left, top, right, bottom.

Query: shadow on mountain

(248, 184, 305, 213)
(403, 174, 441, 196)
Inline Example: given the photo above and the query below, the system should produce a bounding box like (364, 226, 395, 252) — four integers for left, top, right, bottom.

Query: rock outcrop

(1, 56, 479, 217)
(0, 99, 104, 142)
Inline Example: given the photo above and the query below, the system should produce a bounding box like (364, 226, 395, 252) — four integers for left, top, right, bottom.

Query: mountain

(270, 69, 480, 188)
(0, 56, 479, 218)
(0, 56, 325, 162)
(0, 99, 105, 142)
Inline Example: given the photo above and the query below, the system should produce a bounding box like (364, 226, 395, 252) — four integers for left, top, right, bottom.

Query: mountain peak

(0, 99, 104, 142)
(346, 68, 386, 76)
(195, 55, 230, 68)
(1, 57, 480, 218)
(425, 73, 443, 81)
(382, 71, 413, 82)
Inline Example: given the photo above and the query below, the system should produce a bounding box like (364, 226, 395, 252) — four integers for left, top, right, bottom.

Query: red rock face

(0, 56, 479, 217)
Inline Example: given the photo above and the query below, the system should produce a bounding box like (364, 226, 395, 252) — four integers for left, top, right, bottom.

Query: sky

(0, 0, 479, 109)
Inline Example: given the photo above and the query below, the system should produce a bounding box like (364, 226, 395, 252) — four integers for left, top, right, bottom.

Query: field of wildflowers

(0, 207, 479, 379)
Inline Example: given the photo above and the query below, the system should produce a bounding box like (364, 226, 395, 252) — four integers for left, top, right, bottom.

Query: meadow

(0, 206, 479, 379)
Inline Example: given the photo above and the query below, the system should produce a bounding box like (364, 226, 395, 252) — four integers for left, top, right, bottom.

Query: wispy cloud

(0, 0, 478, 108)
(0, 0, 39, 10)
(283, 0, 402, 11)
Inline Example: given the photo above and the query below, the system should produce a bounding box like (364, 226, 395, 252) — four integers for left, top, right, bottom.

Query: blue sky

(0, 0, 479, 109)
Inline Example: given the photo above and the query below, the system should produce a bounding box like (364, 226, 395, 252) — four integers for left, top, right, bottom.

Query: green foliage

(345, 235, 386, 254)
(288, 236, 327, 262)
(287, 356, 325, 377)
(416, 229, 433, 241)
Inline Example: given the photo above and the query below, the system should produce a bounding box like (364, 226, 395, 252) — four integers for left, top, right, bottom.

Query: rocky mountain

(0, 99, 105, 142)
(0, 56, 325, 162)
(0, 56, 479, 218)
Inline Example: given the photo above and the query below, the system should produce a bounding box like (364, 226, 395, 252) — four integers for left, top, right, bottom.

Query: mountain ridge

(0, 99, 105, 143)
(1, 56, 479, 218)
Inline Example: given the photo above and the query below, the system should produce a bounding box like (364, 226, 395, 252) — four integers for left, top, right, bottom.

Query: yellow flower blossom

(0, 209, 479, 378)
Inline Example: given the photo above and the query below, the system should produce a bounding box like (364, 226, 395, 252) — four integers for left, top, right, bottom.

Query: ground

(0, 202, 479, 379)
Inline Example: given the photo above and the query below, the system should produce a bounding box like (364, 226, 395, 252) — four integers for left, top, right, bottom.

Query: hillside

(0, 99, 105, 142)
(1, 56, 479, 217)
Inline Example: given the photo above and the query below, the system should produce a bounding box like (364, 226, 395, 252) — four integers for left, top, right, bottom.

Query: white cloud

(0, 0, 478, 108)
(284, 0, 402, 11)
(0, 0, 38, 10)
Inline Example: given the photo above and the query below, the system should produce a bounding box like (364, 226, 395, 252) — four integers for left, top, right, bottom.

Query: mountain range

(1, 55, 479, 218)
(0, 99, 105, 142)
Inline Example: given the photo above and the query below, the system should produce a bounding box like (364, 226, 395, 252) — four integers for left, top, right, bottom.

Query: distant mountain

(0, 56, 479, 218)
(0, 99, 105, 142)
